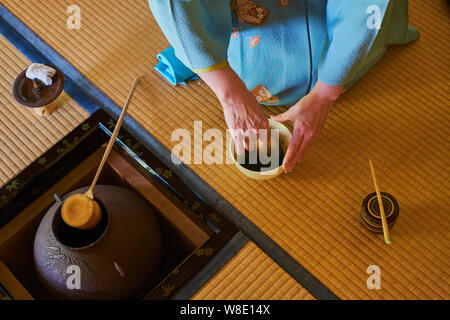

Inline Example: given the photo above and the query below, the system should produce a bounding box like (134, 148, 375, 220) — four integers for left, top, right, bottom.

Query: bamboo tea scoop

(369, 159, 392, 245)
(61, 77, 140, 230)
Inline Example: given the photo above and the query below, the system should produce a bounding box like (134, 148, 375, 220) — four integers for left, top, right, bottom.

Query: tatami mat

(0, 34, 88, 185)
(193, 242, 314, 300)
(2, 0, 448, 299)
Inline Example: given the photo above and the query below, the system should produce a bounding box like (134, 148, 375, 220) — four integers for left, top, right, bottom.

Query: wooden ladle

(61, 77, 140, 230)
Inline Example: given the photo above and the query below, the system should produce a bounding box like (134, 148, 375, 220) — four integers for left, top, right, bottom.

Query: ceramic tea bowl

(229, 119, 292, 180)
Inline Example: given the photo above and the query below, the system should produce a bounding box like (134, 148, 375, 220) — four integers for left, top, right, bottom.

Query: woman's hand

(199, 67, 269, 155)
(220, 86, 269, 155)
(272, 81, 344, 173)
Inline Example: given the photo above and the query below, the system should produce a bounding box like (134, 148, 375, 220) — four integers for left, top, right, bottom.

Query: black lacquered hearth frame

(0, 109, 238, 300)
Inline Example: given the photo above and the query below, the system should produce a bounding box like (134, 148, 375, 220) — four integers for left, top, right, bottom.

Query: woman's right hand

(198, 66, 269, 155)
(220, 84, 270, 155)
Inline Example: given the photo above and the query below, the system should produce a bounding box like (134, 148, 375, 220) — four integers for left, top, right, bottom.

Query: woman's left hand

(271, 81, 344, 173)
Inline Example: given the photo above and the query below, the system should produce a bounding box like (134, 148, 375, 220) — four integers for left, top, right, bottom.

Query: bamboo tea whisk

(61, 77, 140, 230)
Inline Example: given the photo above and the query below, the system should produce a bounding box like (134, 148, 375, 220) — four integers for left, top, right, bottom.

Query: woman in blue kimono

(149, 0, 418, 173)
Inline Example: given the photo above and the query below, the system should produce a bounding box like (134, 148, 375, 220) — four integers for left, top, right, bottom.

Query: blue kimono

(149, 0, 418, 106)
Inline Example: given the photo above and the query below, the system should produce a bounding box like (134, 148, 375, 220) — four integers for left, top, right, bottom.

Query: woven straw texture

(2, 0, 448, 299)
(0, 34, 88, 185)
(193, 242, 315, 300)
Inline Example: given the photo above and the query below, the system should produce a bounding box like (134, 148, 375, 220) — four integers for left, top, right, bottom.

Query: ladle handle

(369, 160, 392, 245)
(86, 77, 140, 199)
